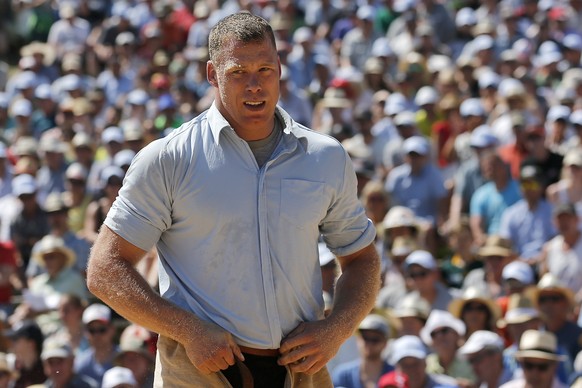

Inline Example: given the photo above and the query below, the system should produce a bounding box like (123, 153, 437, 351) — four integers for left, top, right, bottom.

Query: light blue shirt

(470, 180, 522, 234)
(499, 199, 556, 260)
(385, 163, 448, 224)
(105, 104, 375, 349)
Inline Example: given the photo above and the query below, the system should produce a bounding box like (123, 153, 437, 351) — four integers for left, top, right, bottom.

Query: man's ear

(207, 61, 218, 87)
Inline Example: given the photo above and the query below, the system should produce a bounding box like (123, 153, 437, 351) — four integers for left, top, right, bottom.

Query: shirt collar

(207, 103, 297, 145)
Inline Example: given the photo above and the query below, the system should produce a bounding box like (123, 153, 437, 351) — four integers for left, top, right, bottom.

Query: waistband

(239, 345, 280, 357)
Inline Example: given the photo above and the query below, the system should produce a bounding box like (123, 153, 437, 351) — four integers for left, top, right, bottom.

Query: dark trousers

(222, 353, 287, 388)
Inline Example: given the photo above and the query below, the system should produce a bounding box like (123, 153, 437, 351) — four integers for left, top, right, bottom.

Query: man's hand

(183, 320, 245, 375)
(278, 320, 347, 375)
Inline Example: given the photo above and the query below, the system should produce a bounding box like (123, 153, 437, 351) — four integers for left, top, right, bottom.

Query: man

(9, 321, 46, 388)
(389, 335, 458, 388)
(500, 330, 567, 388)
(115, 324, 156, 388)
(40, 338, 98, 388)
(87, 12, 380, 388)
(332, 314, 394, 387)
(458, 331, 513, 388)
(74, 303, 119, 385)
(499, 164, 556, 263)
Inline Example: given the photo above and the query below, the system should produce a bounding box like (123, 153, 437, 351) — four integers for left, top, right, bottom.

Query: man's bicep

(90, 225, 148, 268)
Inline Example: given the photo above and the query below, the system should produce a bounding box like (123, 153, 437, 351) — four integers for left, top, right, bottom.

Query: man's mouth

(245, 101, 265, 106)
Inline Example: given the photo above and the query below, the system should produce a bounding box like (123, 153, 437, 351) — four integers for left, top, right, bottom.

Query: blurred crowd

(1, 0, 582, 387)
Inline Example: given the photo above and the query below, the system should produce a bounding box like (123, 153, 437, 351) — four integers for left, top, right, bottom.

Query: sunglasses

(538, 294, 565, 304)
(522, 361, 552, 372)
(430, 327, 452, 338)
(407, 270, 429, 279)
(87, 326, 108, 335)
(360, 335, 385, 344)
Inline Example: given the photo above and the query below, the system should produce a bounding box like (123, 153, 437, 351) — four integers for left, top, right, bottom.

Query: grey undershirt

(246, 116, 283, 168)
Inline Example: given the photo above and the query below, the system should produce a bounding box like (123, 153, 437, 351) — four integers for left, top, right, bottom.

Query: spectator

(101, 366, 137, 388)
(458, 330, 514, 388)
(332, 313, 394, 388)
(420, 310, 475, 385)
(40, 338, 97, 387)
(8, 321, 46, 388)
(75, 303, 119, 385)
(449, 287, 501, 340)
(115, 324, 155, 388)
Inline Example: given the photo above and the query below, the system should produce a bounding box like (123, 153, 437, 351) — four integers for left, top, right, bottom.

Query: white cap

(358, 314, 390, 337)
(478, 71, 500, 90)
(456, 7, 477, 27)
(502, 260, 535, 285)
(498, 78, 525, 98)
(393, 111, 416, 127)
(414, 86, 439, 106)
(113, 149, 136, 168)
(82, 303, 111, 324)
(371, 37, 393, 57)
(384, 93, 408, 116)
(15, 71, 37, 90)
(127, 89, 149, 106)
(61, 74, 83, 91)
(547, 105, 571, 123)
(102, 126, 124, 144)
(458, 330, 504, 356)
(571, 110, 582, 126)
(293, 27, 313, 43)
(393, 0, 417, 12)
(539, 40, 561, 56)
(404, 250, 436, 270)
(356, 5, 375, 21)
(427, 55, 452, 74)
(12, 174, 37, 197)
(382, 206, 418, 229)
(101, 165, 125, 184)
(563, 34, 582, 51)
(11, 99, 33, 117)
(420, 310, 466, 346)
(102, 366, 137, 388)
(470, 125, 498, 148)
(35, 84, 53, 100)
(66, 162, 88, 181)
(472, 35, 494, 52)
(537, 51, 562, 67)
(318, 242, 335, 266)
(403, 136, 430, 156)
(41, 339, 73, 361)
(460, 98, 485, 117)
(390, 335, 427, 364)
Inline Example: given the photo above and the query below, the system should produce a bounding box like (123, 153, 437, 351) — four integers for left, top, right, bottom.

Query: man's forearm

(326, 244, 381, 341)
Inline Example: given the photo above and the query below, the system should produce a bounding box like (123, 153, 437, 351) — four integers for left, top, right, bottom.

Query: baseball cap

(472, 35, 494, 52)
(117, 324, 155, 361)
(402, 136, 430, 155)
(563, 34, 582, 51)
(379, 371, 409, 388)
(414, 86, 439, 106)
(458, 330, 504, 356)
(43, 192, 68, 213)
(478, 71, 500, 90)
(41, 338, 73, 361)
(358, 314, 390, 337)
(519, 164, 544, 183)
(570, 110, 582, 126)
(390, 335, 427, 364)
(371, 37, 393, 58)
(82, 303, 111, 324)
(66, 162, 88, 181)
(547, 105, 571, 123)
(102, 126, 124, 144)
(384, 94, 408, 116)
(12, 174, 37, 197)
(502, 260, 535, 285)
(404, 250, 436, 270)
(114, 149, 136, 169)
(126, 89, 149, 106)
(102, 366, 137, 388)
(456, 7, 477, 27)
(356, 5, 375, 21)
(101, 165, 125, 184)
(564, 149, 582, 167)
(420, 310, 466, 346)
(11, 99, 33, 117)
(460, 98, 485, 117)
(553, 202, 577, 217)
(470, 126, 498, 148)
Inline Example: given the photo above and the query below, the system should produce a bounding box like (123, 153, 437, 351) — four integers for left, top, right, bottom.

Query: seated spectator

(449, 287, 501, 340)
(546, 149, 582, 228)
(392, 293, 430, 337)
(75, 303, 119, 385)
(40, 338, 97, 387)
(47, 294, 89, 354)
(499, 164, 556, 263)
(420, 310, 475, 385)
(403, 250, 456, 312)
(376, 236, 418, 309)
(7, 321, 46, 388)
(388, 335, 458, 388)
(458, 330, 513, 388)
(115, 324, 156, 388)
(500, 330, 568, 388)
(332, 314, 394, 388)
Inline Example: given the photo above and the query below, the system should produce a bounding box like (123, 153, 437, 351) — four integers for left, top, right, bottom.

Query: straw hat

(525, 273, 575, 308)
(392, 293, 431, 321)
(514, 330, 566, 361)
(20, 41, 56, 66)
(31, 235, 76, 268)
(478, 235, 514, 258)
(320, 87, 351, 109)
(497, 293, 541, 328)
(448, 286, 501, 323)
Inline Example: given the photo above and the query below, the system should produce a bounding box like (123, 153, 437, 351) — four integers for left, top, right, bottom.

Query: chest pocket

(280, 179, 327, 230)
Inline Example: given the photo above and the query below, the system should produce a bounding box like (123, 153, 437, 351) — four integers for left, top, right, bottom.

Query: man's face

(207, 38, 281, 138)
(356, 329, 388, 360)
(42, 251, 69, 277)
(537, 291, 569, 321)
(86, 321, 115, 348)
(521, 357, 558, 388)
(43, 357, 74, 384)
(467, 349, 500, 382)
(397, 357, 426, 388)
(405, 264, 435, 293)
